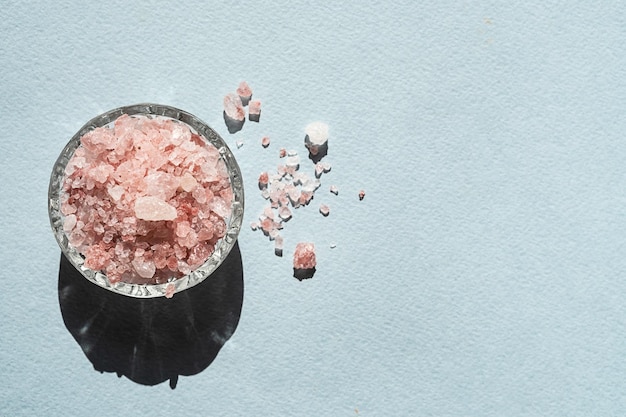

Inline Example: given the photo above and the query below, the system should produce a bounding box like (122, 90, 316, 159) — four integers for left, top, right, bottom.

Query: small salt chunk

(134, 196, 177, 221)
(132, 257, 156, 279)
(359, 190, 365, 201)
(293, 242, 316, 269)
(250, 222, 259, 231)
(330, 243, 337, 249)
(315, 163, 324, 178)
(322, 162, 332, 173)
(278, 206, 292, 221)
(248, 100, 261, 122)
(179, 172, 198, 192)
(236, 140, 244, 149)
(279, 148, 286, 158)
(258, 172, 269, 188)
(330, 185, 338, 195)
(164, 283, 175, 299)
(223, 93, 245, 121)
(319, 204, 330, 217)
(236, 81, 253, 105)
(274, 234, 284, 257)
(285, 154, 300, 168)
(304, 122, 329, 146)
(261, 136, 270, 148)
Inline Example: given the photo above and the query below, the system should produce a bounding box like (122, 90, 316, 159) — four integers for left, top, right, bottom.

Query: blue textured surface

(2, 1, 626, 415)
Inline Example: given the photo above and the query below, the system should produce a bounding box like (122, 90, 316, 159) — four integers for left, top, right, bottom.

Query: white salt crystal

(134, 196, 177, 221)
(304, 122, 329, 146)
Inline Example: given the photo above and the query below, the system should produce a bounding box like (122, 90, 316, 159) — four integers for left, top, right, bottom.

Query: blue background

(2, 1, 626, 415)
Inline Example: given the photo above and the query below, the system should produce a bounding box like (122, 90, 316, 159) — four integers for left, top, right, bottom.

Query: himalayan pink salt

(274, 234, 283, 257)
(279, 148, 286, 158)
(293, 242, 316, 269)
(134, 196, 177, 221)
(164, 283, 175, 298)
(278, 206, 292, 221)
(261, 136, 270, 148)
(250, 222, 259, 231)
(319, 204, 330, 217)
(359, 190, 365, 201)
(248, 100, 261, 122)
(61, 114, 233, 286)
(258, 172, 269, 188)
(223, 93, 245, 121)
(236, 81, 253, 105)
(315, 163, 324, 178)
(330, 185, 338, 195)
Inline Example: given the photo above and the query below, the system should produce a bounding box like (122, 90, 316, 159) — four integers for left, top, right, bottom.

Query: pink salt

(249, 100, 261, 115)
(293, 242, 316, 269)
(261, 136, 270, 148)
(223, 93, 245, 121)
(330, 185, 338, 195)
(236, 81, 253, 104)
(319, 204, 330, 217)
(359, 190, 365, 201)
(279, 148, 286, 158)
(165, 283, 175, 298)
(61, 114, 233, 285)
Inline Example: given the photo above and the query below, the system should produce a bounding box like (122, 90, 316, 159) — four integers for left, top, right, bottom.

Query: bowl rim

(48, 103, 244, 298)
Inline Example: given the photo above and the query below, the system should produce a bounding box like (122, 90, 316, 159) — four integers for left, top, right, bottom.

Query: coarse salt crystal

(261, 136, 270, 148)
(134, 196, 177, 221)
(236, 140, 244, 149)
(223, 93, 246, 121)
(359, 190, 365, 200)
(319, 204, 330, 217)
(236, 81, 253, 105)
(279, 148, 286, 158)
(248, 100, 261, 122)
(330, 185, 338, 195)
(293, 242, 316, 269)
(304, 122, 329, 146)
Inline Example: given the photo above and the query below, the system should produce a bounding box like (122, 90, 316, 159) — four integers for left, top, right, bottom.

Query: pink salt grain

(293, 242, 316, 269)
(223, 93, 246, 121)
(261, 136, 270, 148)
(279, 148, 286, 158)
(359, 190, 365, 201)
(248, 100, 261, 122)
(319, 204, 330, 217)
(236, 81, 253, 105)
(165, 283, 175, 298)
(330, 185, 338, 195)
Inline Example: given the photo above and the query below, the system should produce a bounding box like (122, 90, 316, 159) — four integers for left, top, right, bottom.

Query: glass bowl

(48, 103, 244, 298)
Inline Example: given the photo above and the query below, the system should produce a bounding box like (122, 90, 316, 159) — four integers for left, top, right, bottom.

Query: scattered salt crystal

(274, 234, 284, 257)
(236, 81, 253, 105)
(278, 206, 292, 221)
(304, 122, 329, 146)
(269, 228, 279, 240)
(322, 162, 332, 173)
(359, 190, 365, 201)
(236, 140, 244, 149)
(248, 100, 261, 122)
(285, 153, 300, 168)
(223, 93, 246, 121)
(134, 196, 177, 221)
(250, 222, 259, 231)
(293, 242, 316, 269)
(261, 136, 270, 148)
(315, 163, 324, 178)
(279, 148, 286, 158)
(330, 243, 337, 249)
(258, 172, 269, 188)
(319, 204, 330, 217)
(330, 185, 338, 195)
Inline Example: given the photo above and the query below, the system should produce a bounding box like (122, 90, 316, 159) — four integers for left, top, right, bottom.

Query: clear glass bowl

(48, 103, 244, 298)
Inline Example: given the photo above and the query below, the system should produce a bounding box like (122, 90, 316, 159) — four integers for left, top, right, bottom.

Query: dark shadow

(58, 242, 244, 389)
(293, 267, 316, 281)
(305, 135, 328, 164)
(223, 111, 245, 134)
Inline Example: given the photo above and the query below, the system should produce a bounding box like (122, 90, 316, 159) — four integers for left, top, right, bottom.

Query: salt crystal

(236, 140, 244, 149)
(285, 153, 300, 168)
(248, 100, 261, 122)
(134, 196, 177, 221)
(322, 162, 332, 173)
(315, 163, 324, 178)
(261, 136, 270, 148)
(330, 243, 337, 249)
(236, 81, 253, 106)
(293, 242, 316, 269)
(164, 283, 175, 299)
(274, 234, 283, 257)
(278, 206, 292, 221)
(330, 185, 338, 195)
(258, 172, 269, 188)
(304, 122, 329, 146)
(359, 190, 365, 201)
(250, 222, 259, 231)
(223, 93, 246, 121)
(279, 148, 286, 158)
(179, 172, 198, 192)
(319, 204, 330, 217)
(132, 257, 156, 279)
